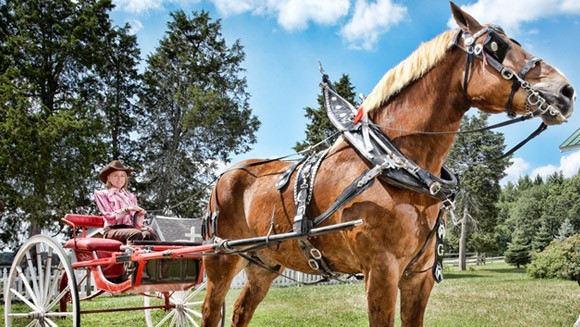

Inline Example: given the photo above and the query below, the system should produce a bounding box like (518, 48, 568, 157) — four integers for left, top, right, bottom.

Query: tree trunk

(459, 207, 468, 271)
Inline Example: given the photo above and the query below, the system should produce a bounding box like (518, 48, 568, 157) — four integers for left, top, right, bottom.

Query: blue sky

(110, 0, 580, 185)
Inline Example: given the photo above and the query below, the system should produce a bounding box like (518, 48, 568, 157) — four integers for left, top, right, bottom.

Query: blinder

(483, 30, 510, 63)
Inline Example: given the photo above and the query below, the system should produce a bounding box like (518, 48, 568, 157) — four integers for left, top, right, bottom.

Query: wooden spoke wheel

(144, 281, 225, 327)
(4, 235, 80, 327)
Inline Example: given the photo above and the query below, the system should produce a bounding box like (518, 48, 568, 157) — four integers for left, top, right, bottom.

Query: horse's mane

(362, 30, 457, 113)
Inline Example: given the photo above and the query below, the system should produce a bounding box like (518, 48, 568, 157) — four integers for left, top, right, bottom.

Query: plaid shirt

(94, 188, 139, 227)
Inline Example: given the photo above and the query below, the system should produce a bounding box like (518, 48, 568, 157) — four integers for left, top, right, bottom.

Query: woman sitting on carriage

(94, 160, 158, 243)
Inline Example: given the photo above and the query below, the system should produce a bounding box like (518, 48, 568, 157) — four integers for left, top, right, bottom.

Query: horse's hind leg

(202, 254, 245, 327)
(399, 273, 435, 327)
(231, 256, 283, 327)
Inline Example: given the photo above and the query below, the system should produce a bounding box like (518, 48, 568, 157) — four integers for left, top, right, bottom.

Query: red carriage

(3, 213, 359, 326)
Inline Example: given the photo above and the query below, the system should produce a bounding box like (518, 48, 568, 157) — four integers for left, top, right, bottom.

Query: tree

(557, 218, 575, 240)
(97, 23, 142, 161)
(455, 190, 481, 270)
(532, 221, 553, 252)
(294, 74, 358, 153)
(505, 228, 532, 268)
(138, 10, 260, 217)
(445, 112, 511, 256)
(0, 0, 115, 248)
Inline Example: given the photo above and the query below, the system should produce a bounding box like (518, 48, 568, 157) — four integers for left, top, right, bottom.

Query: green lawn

(2, 262, 578, 326)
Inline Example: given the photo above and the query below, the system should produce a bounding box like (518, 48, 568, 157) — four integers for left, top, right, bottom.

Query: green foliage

(0, 0, 114, 247)
(532, 222, 553, 252)
(294, 74, 358, 153)
(505, 243, 532, 269)
(505, 229, 532, 268)
(557, 218, 575, 240)
(527, 234, 579, 281)
(497, 173, 579, 257)
(97, 23, 142, 161)
(137, 10, 259, 217)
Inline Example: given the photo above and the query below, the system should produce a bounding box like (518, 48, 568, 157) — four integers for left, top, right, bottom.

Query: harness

(288, 25, 567, 283)
(290, 75, 457, 282)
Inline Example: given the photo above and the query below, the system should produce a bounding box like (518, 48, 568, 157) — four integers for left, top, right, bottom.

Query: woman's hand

(125, 206, 146, 214)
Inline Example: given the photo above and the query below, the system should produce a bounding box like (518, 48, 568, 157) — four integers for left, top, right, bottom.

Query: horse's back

(211, 158, 295, 238)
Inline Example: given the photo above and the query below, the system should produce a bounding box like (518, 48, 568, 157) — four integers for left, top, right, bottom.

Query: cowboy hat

(98, 160, 134, 183)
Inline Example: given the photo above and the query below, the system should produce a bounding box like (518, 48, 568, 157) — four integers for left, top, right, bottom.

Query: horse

(201, 3, 574, 326)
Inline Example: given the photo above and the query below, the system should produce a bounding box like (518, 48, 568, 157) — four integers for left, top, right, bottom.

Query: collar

(107, 187, 126, 196)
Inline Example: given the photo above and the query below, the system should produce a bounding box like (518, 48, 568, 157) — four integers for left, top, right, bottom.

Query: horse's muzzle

(536, 83, 575, 125)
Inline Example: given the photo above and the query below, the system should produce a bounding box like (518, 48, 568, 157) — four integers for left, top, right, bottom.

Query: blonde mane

(362, 30, 457, 113)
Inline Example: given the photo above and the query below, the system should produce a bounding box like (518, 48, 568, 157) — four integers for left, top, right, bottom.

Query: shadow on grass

(441, 265, 525, 279)
(442, 273, 485, 279)
(478, 267, 526, 274)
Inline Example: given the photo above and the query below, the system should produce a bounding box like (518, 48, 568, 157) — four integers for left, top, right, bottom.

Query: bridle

(452, 24, 567, 121)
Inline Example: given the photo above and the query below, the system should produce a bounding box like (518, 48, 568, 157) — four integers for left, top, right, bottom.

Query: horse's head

(450, 2, 575, 126)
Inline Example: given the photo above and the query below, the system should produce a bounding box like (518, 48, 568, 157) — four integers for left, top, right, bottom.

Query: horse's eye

(483, 31, 510, 63)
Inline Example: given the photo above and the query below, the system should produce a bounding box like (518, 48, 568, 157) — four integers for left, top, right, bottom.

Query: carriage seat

(62, 214, 123, 252)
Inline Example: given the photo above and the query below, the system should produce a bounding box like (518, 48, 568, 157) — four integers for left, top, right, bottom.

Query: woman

(94, 160, 158, 243)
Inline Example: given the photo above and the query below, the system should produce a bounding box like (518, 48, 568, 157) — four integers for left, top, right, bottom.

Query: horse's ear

(450, 2, 483, 34)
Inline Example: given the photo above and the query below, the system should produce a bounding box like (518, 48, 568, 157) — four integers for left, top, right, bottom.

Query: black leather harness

(284, 71, 459, 282)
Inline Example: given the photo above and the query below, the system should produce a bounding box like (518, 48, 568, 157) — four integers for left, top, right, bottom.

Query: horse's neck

(371, 56, 468, 173)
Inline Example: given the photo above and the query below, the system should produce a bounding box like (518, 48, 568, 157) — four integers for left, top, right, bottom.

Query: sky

(110, 0, 580, 185)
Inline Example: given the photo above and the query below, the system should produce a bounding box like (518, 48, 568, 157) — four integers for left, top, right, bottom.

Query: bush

(527, 234, 579, 281)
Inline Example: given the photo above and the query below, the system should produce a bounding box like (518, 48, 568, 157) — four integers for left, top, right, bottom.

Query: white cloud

(211, 0, 264, 16)
(560, 150, 580, 176)
(276, 0, 350, 31)
(128, 19, 143, 34)
(114, 0, 164, 13)
(211, 0, 350, 30)
(211, 0, 408, 49)
(447, 0, 580, 36)
(502, 157, 531, 184)
(502, 150, 580, 184)
(340, 0, 406, 50)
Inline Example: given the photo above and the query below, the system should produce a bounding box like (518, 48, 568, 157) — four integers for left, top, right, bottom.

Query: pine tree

(532, 222, 553, 252)
(557, 218, 575, 240)
(138, 10, 259, 217)
(97, 23, 142, 161)
(505, 229, 531, 268)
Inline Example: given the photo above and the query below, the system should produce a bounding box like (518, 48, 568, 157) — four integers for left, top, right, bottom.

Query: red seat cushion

(63, 214, 104, 228)
(66, 238, 123, 252)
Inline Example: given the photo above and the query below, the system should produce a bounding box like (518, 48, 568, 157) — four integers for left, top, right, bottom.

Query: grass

(2, 262, 578, 326)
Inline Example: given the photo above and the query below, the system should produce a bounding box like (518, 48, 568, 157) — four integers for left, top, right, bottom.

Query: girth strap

(403, 207, 446, 283)
(291, 150, 339, 278)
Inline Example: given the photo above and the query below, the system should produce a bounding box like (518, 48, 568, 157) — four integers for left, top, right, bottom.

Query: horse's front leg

(398, 271, 435, 327)
(365, 260, 400, 327)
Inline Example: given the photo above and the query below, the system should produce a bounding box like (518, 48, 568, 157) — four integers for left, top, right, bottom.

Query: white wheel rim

(4, 235, 79, 327)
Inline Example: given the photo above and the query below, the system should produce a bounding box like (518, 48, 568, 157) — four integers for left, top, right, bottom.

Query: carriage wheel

(144, 281, 225, 327)
(4, 235, 80, 327)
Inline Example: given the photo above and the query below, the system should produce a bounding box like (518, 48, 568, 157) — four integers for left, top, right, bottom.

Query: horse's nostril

(561, 84, 575, 101)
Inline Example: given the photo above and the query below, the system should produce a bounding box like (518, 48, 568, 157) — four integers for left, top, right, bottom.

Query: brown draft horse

(202, 3, 574, 327)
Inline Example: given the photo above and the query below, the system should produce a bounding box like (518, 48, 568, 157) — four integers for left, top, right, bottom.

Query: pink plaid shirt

(94, 188, 139, 228)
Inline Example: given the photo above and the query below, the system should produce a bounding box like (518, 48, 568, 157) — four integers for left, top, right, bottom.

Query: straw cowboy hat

(98, 160, 134, 183)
